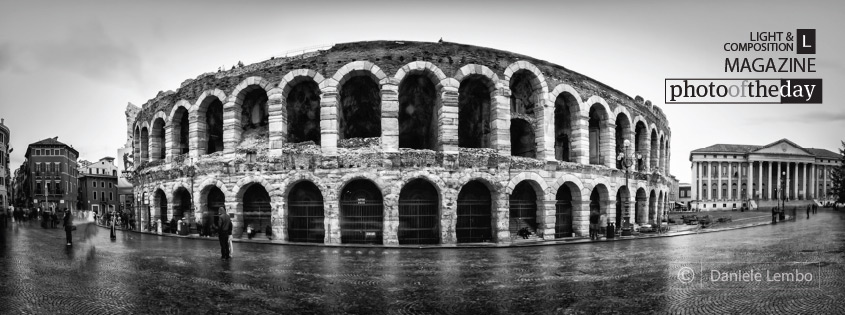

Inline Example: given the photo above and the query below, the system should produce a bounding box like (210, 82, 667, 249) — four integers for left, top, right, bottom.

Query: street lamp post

(617, 139, 642, 236)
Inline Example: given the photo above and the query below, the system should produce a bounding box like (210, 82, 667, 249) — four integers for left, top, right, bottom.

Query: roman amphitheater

(127, 40, 673, 245)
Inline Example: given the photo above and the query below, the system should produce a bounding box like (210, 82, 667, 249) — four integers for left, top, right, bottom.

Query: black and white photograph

(0, 0, 843, 313)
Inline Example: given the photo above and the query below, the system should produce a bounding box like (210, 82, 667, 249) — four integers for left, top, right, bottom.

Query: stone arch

(455, 64, 502, 150)
(133, 125, 141, 166)
(613, 108, 633, 170)
(550, 174, 586, 198)
(649, 127, 659, 172)
(193, 89, 227, 155)
(169, 100, 192, 156)
(505, 61, 549, 160)
(633, 116, 649, 172)
(649, 189, 657, 223)
(149, 111, 168, 162)
(330, 61, 387, 140)
(586, 96, 613, 166)
(395, 61, 446, 150)
(391, 171, 447, 201)
(336, 172, 390, 200)
(225, 76, 274, 152)
(275, 69, 326, 146)
(505, 172, 549, 197)
(549, 84, 585, 163)
(139, 122, 150, 164)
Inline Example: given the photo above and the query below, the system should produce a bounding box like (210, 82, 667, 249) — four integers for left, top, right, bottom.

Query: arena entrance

(509, 182, 538, 238)
(287, 181, 325, 243)
(456, 181, 492, 243)
(398, 179, 440, 245)
(555, 183, 577, 238)
(207, 186, 225, 230)
(242, 184, 271, 239)
(154, 189, 167, 223)
(172, 187, 191, 222)
(339, 180, 383, 244)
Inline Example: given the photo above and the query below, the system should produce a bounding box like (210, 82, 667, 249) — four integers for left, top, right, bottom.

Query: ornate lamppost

(617, 139, 642, 236)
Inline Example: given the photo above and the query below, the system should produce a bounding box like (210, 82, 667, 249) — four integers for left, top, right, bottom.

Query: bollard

(156, 219, 162, 234)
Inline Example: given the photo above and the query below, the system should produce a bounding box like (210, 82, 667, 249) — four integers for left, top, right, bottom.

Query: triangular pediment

(752, 139, 814, 156)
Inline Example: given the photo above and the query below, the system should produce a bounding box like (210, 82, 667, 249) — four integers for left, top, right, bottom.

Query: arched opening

(287, 181, 325, 243)
(510, 119, 536, 158)
(238, 88, 269, 148)
(509, 181, 539, 238)
(659, 135, 666, 172)
(154, 189, 167, 223)
(398, 179, 440, 244)
(615, 113, 631, 169)
(140, 127, 149, 163)
(172, 187, 191, 223)
(286, 80, 321, 144)
(151, 118, 166, 161)
(702, 183, 708, 200)
(399, 74, 437, 150)
(206, 186, 225, 229)
(554, 92, 577, 162)
(648, 190, 657, 223)
(634, 122, 647, 171)
(509, 70, 538, 158)
(171, 107, 190, 155)
(242, 184, 271, 238)
(339, 74, 381, 140)
(590, 184, 609, 219)
(616, 186, 630, 228)
(650, 129, 658, 171)
(588, 104, 608, 165)
(339, 179, 383, 244)
(456, 180, 492, 243)
(458, 75, 492, 149)
(555, 183, 579, 238)
(636, 188, 647, 224)
(199, 97, 225, 155)
(133, 127, 140, 166)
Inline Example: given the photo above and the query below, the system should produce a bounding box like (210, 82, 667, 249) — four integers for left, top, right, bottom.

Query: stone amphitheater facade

(127, 41, 673, 245)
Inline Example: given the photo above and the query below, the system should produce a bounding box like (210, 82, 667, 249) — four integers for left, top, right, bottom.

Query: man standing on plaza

(217, 207, 232, 259)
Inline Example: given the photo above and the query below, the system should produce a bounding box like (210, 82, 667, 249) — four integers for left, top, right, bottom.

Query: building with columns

(689, 139, 841, 211)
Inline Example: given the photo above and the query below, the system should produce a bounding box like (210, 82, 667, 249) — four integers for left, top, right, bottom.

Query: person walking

(62, 209, 73, 246)
(217, 207, 232, 259)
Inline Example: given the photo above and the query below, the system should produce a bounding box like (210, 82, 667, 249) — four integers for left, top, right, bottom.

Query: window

(109, 192, 113, 201)
(93, 191, 97, 200)
(108, 183, 113, 188)
(703, 204, 707, 208)
(101, 182, 105, 188)
(101, 192, 105, 201)
(92, 182, 96, 187)
(35, 149, 40, 155)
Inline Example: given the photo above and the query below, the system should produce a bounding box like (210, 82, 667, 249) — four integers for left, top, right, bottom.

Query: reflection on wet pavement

(0, 210, 843, 314)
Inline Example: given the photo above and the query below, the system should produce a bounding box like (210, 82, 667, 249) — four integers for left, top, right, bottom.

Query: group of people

(806, 203, 819, 219)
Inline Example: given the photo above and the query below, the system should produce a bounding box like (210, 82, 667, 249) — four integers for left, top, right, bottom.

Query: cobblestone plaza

(0, 209, 843, 314)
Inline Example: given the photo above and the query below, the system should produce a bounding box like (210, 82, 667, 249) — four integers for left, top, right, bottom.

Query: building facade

(25, 137, 79, 212)
(127, 41, 674, 245)
(1, 118, 9, 210)
(78, 157, 119, 215)
(677, 183, 691, 210)
(690, 139, 842, 211)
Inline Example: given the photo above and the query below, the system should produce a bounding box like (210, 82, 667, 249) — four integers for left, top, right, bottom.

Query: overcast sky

(1, 0, 843, 183)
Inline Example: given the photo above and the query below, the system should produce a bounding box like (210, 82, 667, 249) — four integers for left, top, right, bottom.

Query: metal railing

(288, 201, 325, 243)
(339, 200, 383, 244)
(398, 200, 439, 245)
(555, 201, 574, 238)
(456, 200, 492, 243)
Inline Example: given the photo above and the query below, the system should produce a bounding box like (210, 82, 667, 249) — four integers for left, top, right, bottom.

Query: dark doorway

(509, 182, 538, 237)
(399, 74, 437, 150)
(288, 181, 325, 243)
(243, 184, 271, 237)
(458, 75, 492, 148)
(456, 181, 492, 243)
(339, 180, 383, 244)
(173, 187, 191, 222)
(207, 186, 225, 228)
(286, 80, 321, 144)
(339, 75, 381, 139)
(206, 99, 224, 154)
(155, 189, 167, 223)
(398, 179, 440, 245)
(555, 184, 575, 238)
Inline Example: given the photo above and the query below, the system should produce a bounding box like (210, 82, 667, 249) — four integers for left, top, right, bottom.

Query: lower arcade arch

(456, 180, 493, 243)
(649, 190, 657, 223)
(554, 182, 579, 238)
(635, 188, 647, 224)
(509, 181, 539, 238)
(154, 189, 167, 223)
(397, 179, 440, 245)
(172, 187, 192, 223)
(287, 181, 326, 243)
(615, 186, 630, 228)
(205, 186, 226, 231)
(242, 184, 272, 238)
(339, 179, 384, 245)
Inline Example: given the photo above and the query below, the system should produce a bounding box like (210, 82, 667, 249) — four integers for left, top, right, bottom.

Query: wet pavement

(0, 210, 843, 314)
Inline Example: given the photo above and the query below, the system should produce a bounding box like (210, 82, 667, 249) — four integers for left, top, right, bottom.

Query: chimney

(1, 118, 4, 125)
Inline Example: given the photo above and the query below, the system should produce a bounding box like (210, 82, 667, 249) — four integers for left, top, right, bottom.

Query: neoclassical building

(689, 139, 841, 211)
(127, 41, 674, 245)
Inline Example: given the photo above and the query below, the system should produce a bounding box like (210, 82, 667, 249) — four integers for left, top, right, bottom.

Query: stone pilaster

(439, 86, 459, 153)
(222, 101, 239, 155)
(381, 82, 399, 153)
(602, 121, 616, 168)
(540, 198, 556, 240)
(573, 114, 589, 165)
(492, 94, 511, 155)
(267, 90, 286, 156)
(495, 194, 510, 243)
(320, 88, 339, 156)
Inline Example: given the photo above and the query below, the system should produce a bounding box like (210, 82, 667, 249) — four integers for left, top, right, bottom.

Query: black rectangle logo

(796, 29, 816, 54)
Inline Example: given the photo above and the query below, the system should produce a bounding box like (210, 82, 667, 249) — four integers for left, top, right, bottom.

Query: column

(727, 162, 732, 200)
(802, 163, 807, 200)
(773, 161, 779, 200)
(759, 161, 765, 200)
(717, 162, 722, 200)
(748, 161, 754, 199)
(822, 165, 828, 200)
(792, 162, 798, 200)
(692, 162, 699, 201)
(785, 162, 791, 200)
(810, 163, 815, 199)
(707, 162, 712, 201)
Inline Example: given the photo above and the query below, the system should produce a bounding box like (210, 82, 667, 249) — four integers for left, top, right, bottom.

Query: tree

(829, 141, 845, 209)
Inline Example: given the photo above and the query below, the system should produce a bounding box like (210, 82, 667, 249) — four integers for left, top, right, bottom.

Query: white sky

(1, 0, 843, 183)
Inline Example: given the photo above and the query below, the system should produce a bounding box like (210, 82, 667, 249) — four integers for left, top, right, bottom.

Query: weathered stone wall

(129, 40, 674, 245)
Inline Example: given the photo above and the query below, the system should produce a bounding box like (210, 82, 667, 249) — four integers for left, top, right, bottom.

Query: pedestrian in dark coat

(807, 205, 811, 219)
(217, 207, 232, 259)
(62, 209, 73, 246)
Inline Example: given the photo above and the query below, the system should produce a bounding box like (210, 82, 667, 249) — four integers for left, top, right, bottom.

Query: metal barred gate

(398, 200, 439, 245)
(509, 200, 537, 236)
(456, 200, 492, 243)
(243, 201, 271, 236)
(339, 200, 383, 244)
(555, 201, 573, 238)
(287, 201, 325, 243)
